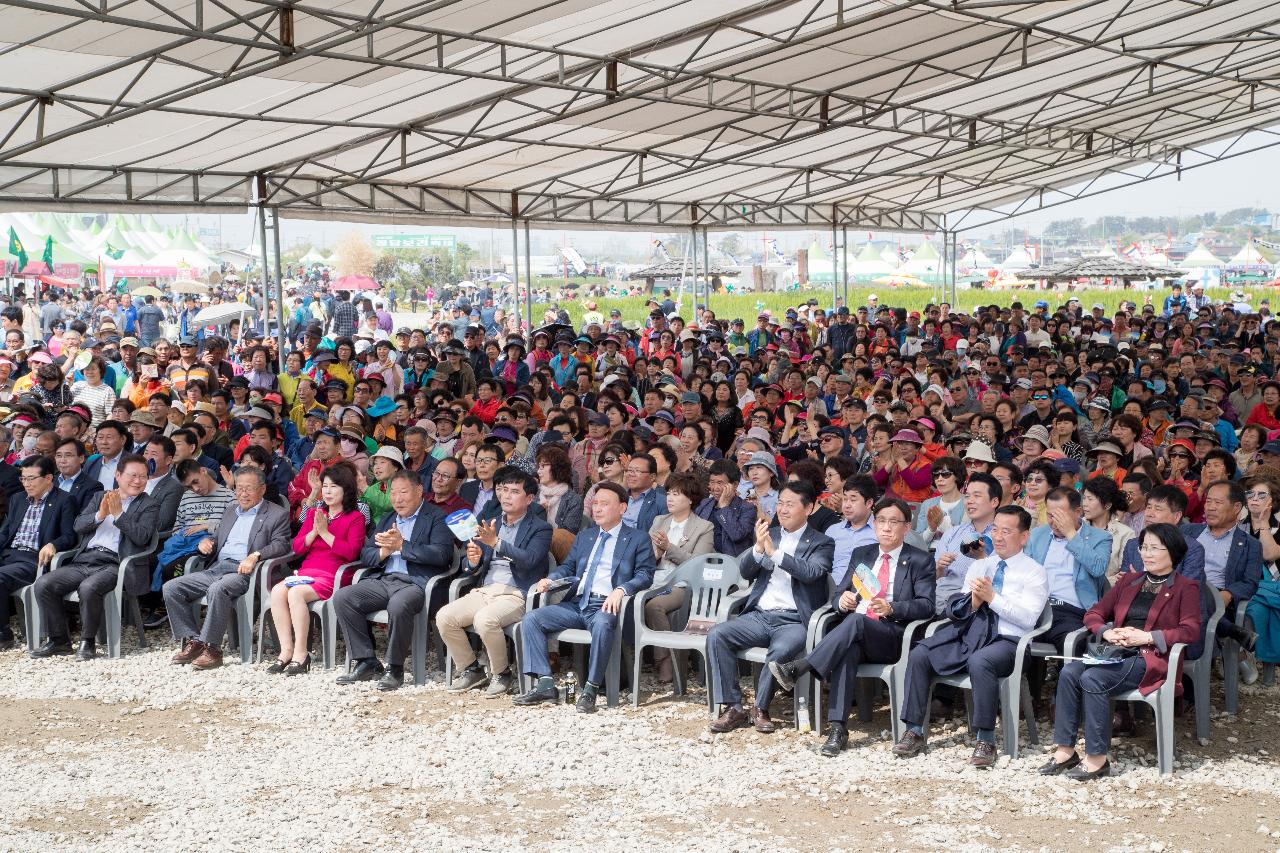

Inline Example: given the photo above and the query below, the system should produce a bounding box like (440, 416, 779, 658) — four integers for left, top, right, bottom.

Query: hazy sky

(160, 151, 1279, 258)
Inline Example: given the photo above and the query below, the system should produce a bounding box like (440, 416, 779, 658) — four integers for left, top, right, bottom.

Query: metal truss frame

(0, 0, 1276, 233)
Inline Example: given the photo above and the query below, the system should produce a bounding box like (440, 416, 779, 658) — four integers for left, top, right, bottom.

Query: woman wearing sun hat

(874, 428, 933, 506)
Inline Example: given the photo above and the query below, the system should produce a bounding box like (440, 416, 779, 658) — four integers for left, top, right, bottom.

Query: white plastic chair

(344, 548, 462, 686)
(917, 603, 1052, 758)
(256, 558, 358, 669)
(516, 577, 629, 707)
(182, 553, 296, 663)
(1182, 582, 1226, 744)
(631, 553, 744, 708)
(1113, 643, 1187, 775)
(22, 533, 160, 659)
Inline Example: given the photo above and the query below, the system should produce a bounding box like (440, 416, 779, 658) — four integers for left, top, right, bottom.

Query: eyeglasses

(875, 517, 907, 527)
(598, 457, 618, 467)
(431, 470, 458, 480)
(965, 460, 987, 467)
(1031, 394, 1050, 401)
(932, 471, 954, 480)
(1246, 490, 1271, 501)
(1025, 475, 1047, 484)
(1168, 452, 1193, 460)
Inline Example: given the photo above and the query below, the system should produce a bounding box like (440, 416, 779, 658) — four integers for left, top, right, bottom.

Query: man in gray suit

(163, 467, 292, 670)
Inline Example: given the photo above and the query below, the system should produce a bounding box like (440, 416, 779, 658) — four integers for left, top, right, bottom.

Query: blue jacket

(738, 525, 835, 624)
(695, 494, 756, 557)
(627, 486, 667, 534)
(463, 512, 554, 594)
(550, 523, 656, 600)
(1182, 523, 1263, 604)
(1025, 522, 1112, 610)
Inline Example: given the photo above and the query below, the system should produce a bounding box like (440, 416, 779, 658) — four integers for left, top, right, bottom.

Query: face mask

(20, 433, 37, 453)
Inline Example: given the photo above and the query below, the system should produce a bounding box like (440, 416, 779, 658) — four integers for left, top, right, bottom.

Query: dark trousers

(1053, 657, 1147, 756)
(161, 560, 248, 647)
(32, 550, 120, 642)
(805, 613, 903, 723)
(1028, 603, 1087, 703)
(521, 597, 617, 686)
(707, 608, 805, 710)
(333, 574, 426, 667)
(0, 550, 38, 639)
(901, 636, 1017, 731)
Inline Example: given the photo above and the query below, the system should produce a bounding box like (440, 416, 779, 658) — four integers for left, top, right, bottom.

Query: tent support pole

(702, 226, 710, 315)
(257, 202, 270, 346)
(510, 216, 521, 330)
(271, 206, 286, 370)
(690, 223, 698, 319)
(841, 225, 848, 307)
(831, 218, 838, 310)
(524, 219, 532, 330)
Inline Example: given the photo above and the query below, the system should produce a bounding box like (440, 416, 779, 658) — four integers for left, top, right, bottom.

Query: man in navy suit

(622, 454, 666, 532)
(770, 497, 936, 756)
(1186, 480, 1263, 652)
(514, 481, 655, 713)
(707, 481, 834, 734)
(333, 469, 456, 691)
(53, 437, 104, 517)
(440, 467, 553, 697)
(0, 455, 77, 649)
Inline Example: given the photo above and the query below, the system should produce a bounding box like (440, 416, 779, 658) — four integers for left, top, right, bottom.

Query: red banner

(4, 261, 81, 278)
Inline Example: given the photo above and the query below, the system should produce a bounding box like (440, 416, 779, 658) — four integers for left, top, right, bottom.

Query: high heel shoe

(284, 654, 312, 676)
(266, 658, 290, 674)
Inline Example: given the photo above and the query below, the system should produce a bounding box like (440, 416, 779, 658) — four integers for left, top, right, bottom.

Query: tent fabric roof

(1021, 256, 1185, 280)
(628, 261, 740, 280)
(2, 2, 1280, 232)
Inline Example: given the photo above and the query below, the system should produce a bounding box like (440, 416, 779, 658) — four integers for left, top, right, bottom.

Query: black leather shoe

(30, 639, 73, 658)
(1065, 760, 1111, 781)
(968, 741, 997, 768)
(75, 641, 97, 661)
(376, 670, 404, 692)
(336, 659, 385, 685)
(143, 610, 169, 632)
(893, 729, 927, 758)
(1038, 752, 1081, 775)
(1241, 629, 1259, 654)
(576, 683, 599, 713)
(820, 723, 849, 757)
(513, 680, 558, 706)
(0, 636, 14, 651)
(768, 659, 802, 693)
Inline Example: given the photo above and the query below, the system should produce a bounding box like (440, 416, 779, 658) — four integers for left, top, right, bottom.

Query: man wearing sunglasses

(1019, 386, 1056, 431)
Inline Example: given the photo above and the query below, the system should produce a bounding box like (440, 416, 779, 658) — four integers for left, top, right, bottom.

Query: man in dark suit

(707, 481, 835, 734)
(143, 435, 185, 534)
(334, 469, 456, 691)
(770, 497, 936, 756)
(1186, 480, 1263, 651)
(30, 454, 160, 660)
(622, 454, 666, 532)
(0, 455, 77, 649)
(163, 467, 293, 670)
(459, 442, 503, 517)
(514, 481, 656, 712)
(54, 437, 104, 517)
(440, 467, 552, 697)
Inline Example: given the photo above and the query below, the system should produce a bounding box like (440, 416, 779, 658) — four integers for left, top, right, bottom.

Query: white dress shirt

(756, 524, 807, 611)
(578, 522, 623, 599)
(97, 452, 122, 490)
(844, 543, 903, 613)
(961, 550, 1049, 639)
(86, 494, 137, 552)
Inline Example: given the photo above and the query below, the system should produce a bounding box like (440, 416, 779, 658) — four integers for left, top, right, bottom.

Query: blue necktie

(579, 531, 612, 608)
(992, 559, 1007, 595)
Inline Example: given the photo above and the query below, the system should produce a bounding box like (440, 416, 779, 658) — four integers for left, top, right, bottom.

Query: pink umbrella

(331, 274, 377, 291)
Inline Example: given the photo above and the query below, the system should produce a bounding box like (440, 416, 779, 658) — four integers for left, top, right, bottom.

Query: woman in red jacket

(1040, 523, 1201, 780)
(468, 378, 502, 425)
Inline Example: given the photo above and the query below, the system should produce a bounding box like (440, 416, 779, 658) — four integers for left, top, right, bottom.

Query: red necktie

(868, 553, 891, 621)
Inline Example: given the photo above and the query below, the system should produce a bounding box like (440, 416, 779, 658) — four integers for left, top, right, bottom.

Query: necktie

(579, 531, 612, 608)
(993, 559, 1007, 595)
(868, 552, 892, 621)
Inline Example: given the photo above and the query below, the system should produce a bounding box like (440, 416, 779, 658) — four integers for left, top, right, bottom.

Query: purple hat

(484, 426, 519, 445)
(889, 429, 924, 445)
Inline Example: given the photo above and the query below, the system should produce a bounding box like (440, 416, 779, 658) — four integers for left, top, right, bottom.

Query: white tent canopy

(0, 2, 1278, 235)
(1183, 241, 1224, 268)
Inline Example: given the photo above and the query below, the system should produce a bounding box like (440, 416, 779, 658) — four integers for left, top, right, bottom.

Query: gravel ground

(2, 632, 1280, 853)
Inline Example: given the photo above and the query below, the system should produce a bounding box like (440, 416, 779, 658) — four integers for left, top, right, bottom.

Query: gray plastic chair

(1182, 582, 1226, 744)
(1113, 643, 1186, 775)
(1220, 596, 1250, 715)
(918, 602, 1052, 758)
(344, 547, 462, 685)
(516, 577, 629, 707)
(22, 532, 160, 659)
(631, 553, 744, 708)
(807, 605, 932, 742)
(256, 558, 357, 669)
(181, 553, 295, 663)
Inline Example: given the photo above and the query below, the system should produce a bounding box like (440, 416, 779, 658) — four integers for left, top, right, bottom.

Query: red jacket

(1083, 571, 1201, 697)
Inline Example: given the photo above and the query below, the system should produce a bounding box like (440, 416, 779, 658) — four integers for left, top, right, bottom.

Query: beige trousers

(436, 584, 525, 674)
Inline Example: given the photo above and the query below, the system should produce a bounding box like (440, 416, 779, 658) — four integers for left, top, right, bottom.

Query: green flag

(41, 235, 53, 272)
(7, 227, 27, 272)
(104, 243, 125, 260)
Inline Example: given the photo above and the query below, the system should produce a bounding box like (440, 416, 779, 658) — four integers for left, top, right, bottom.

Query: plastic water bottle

(565, 671, 577, 704)
(797, 694, 812, 733)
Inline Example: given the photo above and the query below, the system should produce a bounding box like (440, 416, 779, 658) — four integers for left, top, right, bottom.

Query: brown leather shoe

(191, 645, 223, 670)
(969, 741, 997, 768)
(171, 639, 204, 665)
(709, 705, 749, 733)
(893, 729, 927, 758)
(751, 707, 776, 734)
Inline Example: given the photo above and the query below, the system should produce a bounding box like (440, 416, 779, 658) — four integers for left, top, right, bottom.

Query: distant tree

(372, 251, 398, 282)
(334, 231, 376, 277)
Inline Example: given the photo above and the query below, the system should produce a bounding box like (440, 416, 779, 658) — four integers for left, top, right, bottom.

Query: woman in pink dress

(267, 460, 366, 675)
